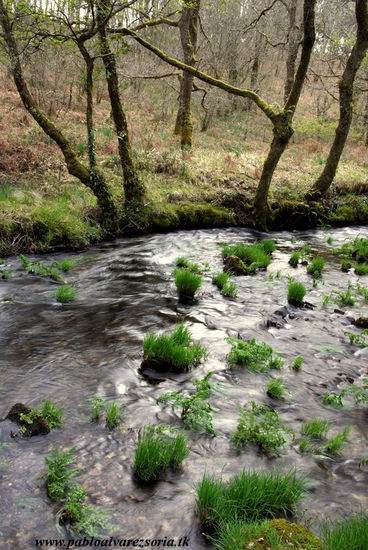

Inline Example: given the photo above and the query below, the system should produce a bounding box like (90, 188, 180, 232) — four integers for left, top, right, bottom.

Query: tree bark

(254, 0, 316, 228)
(0, 0, 117, 222)
(284, 0, 301, 103)
(310, 0, 368, 196)
(97, 0, 145, 203)
(173, 0, 200, 149)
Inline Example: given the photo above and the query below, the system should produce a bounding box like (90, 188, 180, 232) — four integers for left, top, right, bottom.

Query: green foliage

(54, 259, 75, 272)
(133, 425, 190, 482)
(322, 392, 344, 408)
(213, 518, 322, 550)
(196, 469, 307, 533)
(266, 378, 289, 400)
(45, 447, 81, 501)
(260, 239, 276, 255)
(105, 401, 124, 430)
(341, 378, 368, 405)
(212, 271, 238, 297)
(231, 401, 294, 455)
(327, 236, 333, 245)
(55, 284, 76, 303)
(322, 514, 368, 550)
(157, 372, 216, 435)
(87, 396, 104, 422)
(175, 257, 201, 273)
(301, 418, 330, 440)
(287, 280, 306, 306)
(354, 263, 368, 276)
(325, 427, 350, 455)
(62, 485, 113, 536)
(39, 400, 63, 430)
(289, 252, 300, 268)
(143, 323, 207, 372)
(290, 355, 304, 371)
(341, 259, 352, 272)
(227, 337, 283, 372)
(331, 282, 356, 307)
(356, 283, 368, 302)
(345, 330, 368, 347)
(174, 268, 202, 299)
(18, 254, 60, 280)
(0, 269, 12, 279)
(307, 257, 325, 279)
(222, 242, 272, 273)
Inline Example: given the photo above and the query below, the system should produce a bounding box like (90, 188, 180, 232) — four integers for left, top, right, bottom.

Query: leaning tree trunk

(364, 88, 368, 146)
(97, 0, 145, 203)
(0, 0, 117, 223)
(309, 0, 368, 196)
(174, 0, 200, 149)
(253, 0, 316, 228)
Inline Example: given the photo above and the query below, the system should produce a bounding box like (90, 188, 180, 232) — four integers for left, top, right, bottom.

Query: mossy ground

(1, 71, 367, 255)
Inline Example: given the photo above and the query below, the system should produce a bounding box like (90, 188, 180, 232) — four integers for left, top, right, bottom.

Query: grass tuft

(301, 418, 330, 439)
(266, 378, 289, 400)
(287, 280, 306, 306)
(143, 323, 207, 372)
(322, 513, 368, 550)
(55, 284, 76, 303)
(307, 257, 325, 279)
(133, 425, 189, 482)
(174, 268, 202, 301)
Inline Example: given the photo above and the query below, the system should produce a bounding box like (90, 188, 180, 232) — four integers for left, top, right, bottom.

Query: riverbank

(1, 73, 367, 255)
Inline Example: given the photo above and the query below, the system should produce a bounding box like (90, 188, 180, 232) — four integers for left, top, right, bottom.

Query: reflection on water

(0, 226, 368, 548)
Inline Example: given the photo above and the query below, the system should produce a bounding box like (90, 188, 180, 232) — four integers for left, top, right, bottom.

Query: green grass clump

(331, 282, 356, 307)
(196, 469, 307, 533)
(143, 323, 207, 373)
(287, 280, 306, 306)
(222, 242, 272, 273)
(52, 258, 75, 272)
(45, 447, 81, 501)
(290, 355, 304, 370)
(133, 425, 189, 482)
(213, 518, 322, 550)
(307, 257, 325, 279)
(212, 271, 229, 288)
(175, 256, 201, 273)
(0, 269, 12, 279)
(212, 271, 238, 297)
(158, 372, 216, 435)
(289, 252, 300, 268)
(87, 396, 105, 422)
(227, 337, 283, 372)
(356, 283, 368, 302)
(260, 239, 276, 255)
(341, 259, 352, 272)
(174, 268, 202, 300)
(301, 418, 330, 439)
(322, 513, 368, 550)
(354, 263, 368, 276)
(325, 427, 350, 455)
(322, 392, 344, 408)
(55, 284, 76, 303)
(39, 400, 63, 430)
(266, 378, 289, 400)
(341, 378, 368, 405)
(105, 401, 124, 430)
(231, 401, 294, 455)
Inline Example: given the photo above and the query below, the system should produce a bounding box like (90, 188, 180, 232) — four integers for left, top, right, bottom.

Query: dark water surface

(0, 227, 367, 548)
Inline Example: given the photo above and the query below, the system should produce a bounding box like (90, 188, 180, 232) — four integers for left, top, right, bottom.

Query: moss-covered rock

(354, 316, 368, 328)
(223, 255, 248, 275)
(6, 403, 50, 436)
(270, 519, 323, 549)
(271, 200, 319, 230)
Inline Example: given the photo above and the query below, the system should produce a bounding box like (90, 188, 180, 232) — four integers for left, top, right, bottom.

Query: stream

(0, 226, 367, 548)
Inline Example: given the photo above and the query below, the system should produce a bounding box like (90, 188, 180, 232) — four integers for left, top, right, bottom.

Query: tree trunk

(284, 0, 301, 103)
(253, 0, 316, 228)
(174, 0, 200, 149)
(245, 32, 262, 112)
(365, 89, 368, 146)
(310, 0, 368, 196)
(0, 0, 117, 222)
(253, 119, 294, 228)
(97, 0, 145, 203)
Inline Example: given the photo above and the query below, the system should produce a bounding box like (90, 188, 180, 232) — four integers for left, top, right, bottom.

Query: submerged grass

(212, 271, 238, 297)
(301, 418, 330, 440)
(142, 323, 207, 372)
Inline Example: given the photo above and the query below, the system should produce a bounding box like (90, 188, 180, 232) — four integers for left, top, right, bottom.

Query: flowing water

(0, 226, 367, 549)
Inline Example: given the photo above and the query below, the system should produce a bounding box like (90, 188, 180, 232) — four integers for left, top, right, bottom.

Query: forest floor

(1, 70, 368, 255)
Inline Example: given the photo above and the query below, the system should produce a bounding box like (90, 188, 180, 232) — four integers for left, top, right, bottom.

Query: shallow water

(0, 226, 367, 548)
